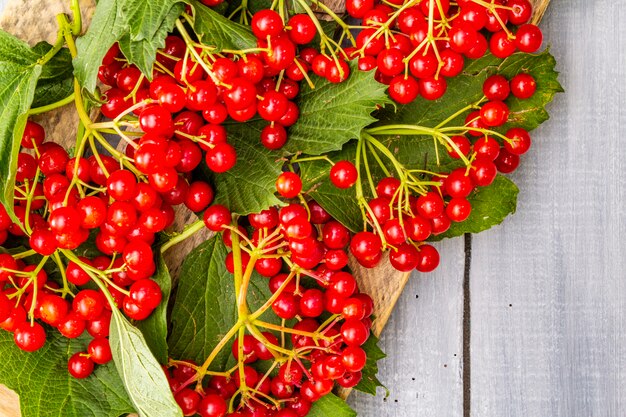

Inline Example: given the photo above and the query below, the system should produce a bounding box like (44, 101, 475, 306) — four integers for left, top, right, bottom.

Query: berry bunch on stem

(168, 203, 376, 417)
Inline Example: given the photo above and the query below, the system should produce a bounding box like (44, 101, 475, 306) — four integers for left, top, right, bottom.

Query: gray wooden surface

(2, 1, 625, 416)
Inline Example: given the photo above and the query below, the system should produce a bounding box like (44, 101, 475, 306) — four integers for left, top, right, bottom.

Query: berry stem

(27, 93, 76, 115)
(160, 220, 205, 254)
(248, 271, 296, 321)
(51, 252, 74, 298)
(254, 320, 332, 342)
(196, 319, 244, 380)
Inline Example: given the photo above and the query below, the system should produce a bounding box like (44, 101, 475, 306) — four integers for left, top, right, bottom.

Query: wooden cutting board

(0, 0, 550, 415)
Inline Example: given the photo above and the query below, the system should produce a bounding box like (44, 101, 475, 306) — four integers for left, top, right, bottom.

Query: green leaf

(118, 3, 186, 77)
(0, 331, 134, 417)
(74, 0, 186, 91)
(210, 121, 283, 215)
(30, 43, 73, 108)
(300, 146, 362, 232)
(307, 393, 357, 417)
(0, 30, 43, 222)
(286, 61, 391, 155)
(168, 235, 277, 367)
(191, 0, 257, 51)
(109, 308, 182, 417)
(135, 254, 172, 364)
(354, 335, 386, 396)
(431, 174, 519, 240)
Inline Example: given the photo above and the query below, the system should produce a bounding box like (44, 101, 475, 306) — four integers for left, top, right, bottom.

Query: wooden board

(469, 1, 626, 416)
(349, 238, 465, 416)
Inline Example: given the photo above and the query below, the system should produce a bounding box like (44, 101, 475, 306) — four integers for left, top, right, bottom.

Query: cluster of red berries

(0, 118, 172, 376)
(345, 0, 543, 103)
(99, 8, 322, 155)
(165, 199, 375, 417)
(0, 253, 109, 377)
(348, 70, 536, 271)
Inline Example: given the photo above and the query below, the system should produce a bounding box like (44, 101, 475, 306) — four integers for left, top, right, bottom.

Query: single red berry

(515, 24, 543, 53)
(483, 75, 511, 101)
(510, 73, 537, 99)
(88, 337, 113, 364)
(68, 352, 94, 379)
(330, 161, 358, 189)
(276, 172, 302, 198)
(73, 290, 106, 321)
(416, 244, 440, 272)
(14, 322, 46, 351)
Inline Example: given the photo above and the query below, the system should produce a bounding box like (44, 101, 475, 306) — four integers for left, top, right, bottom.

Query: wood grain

(349, 238, 465, 417)
(469, 1, 626, 416)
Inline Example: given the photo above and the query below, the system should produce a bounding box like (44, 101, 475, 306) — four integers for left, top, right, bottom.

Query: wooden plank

(469, 1, 626, 416)
(349, 238, 465, 416)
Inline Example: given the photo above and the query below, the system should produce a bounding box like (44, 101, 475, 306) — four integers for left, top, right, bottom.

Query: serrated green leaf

(307, 393, 357, 417)
(354, 335, 386, 396)
(118, 3, 185, 77)
(191, 0, 257, 51)
(30, 43, 74, 108)
(286, 61, 391, 155)
(0, 30, 44, 224)
(135, 254, 172, 364)
(0, 331, 134, 417)
(430, 175, 519, 241)
(168, 235, 278, 368)
(109, 308, 182, 417)
(210, 121, 283, 215)
(74, 0, 186, 91)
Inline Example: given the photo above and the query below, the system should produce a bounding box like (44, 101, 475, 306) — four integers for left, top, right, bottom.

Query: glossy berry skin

(446, 198, 472, 222)
(73, 290, 106, 321)
(389, 75, 419, 104)
(88, 337, 113, 364)
(261, 124, 288, 150)
(416, 244, 440, 273)
(470, 158, 498, 187)
(129, 279, 162, 310)
(483, 75, 510, 101)
(490, 30, 517, 58)
(505, 128, 532, 155)
(139, 106, 174, 137)
(198, 394, 228, 417)
(288, 14, 316, 44)
(330, 161, 358, 189)
(515, 24, 543, 53)
(350, 232, 382, 261)
(14, 322, 46, 352)
(29, 229, 58, 256)
(445, 168, 475, 198)
(251, 10, 283, 38)
(495, 148, 521, 173)
(205, 143, 237, 173)
(389, 243, 419, 272)
(480, 101, 510, 127)
(340, 319, 369, 346)
(510, 73, 537, 99)
(276, 172, 302, 198)
(39, 294, 69, 326)
(68, 352, 94, 379)
(203, 205, 231, 231)
(415, 192, 444, 219)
